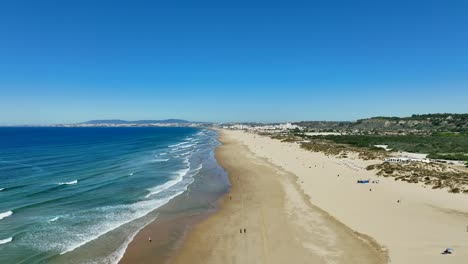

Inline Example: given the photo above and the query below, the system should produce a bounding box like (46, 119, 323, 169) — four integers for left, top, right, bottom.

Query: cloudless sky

(0, 0, 467, 124)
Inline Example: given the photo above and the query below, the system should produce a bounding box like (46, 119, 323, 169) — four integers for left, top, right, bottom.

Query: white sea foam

(194, 163, 203, 172)
(128, 172, 134, 176)
(33, 130, 211, 258)
(180, 151, 192, 156)
(59, 191, 185, 256)
(0, 211, 13, 220)
(180, 143, 195, 149)
(168, 141, 190, 148)
(184, 163, 203, 179)
(145, 162, 191, 199)
(106, 216, 156, 264)
(169, 151, 190, 159)
(169, 141, 196, 152)
(159, 152, 167, 156)
(48, 217, 60, 222)
(59, 180, 78, 185)
(56, 157, 196, 256)
(153, 158, 169, 162)
(145, 178, 181, 198)
(0, 237, 12, 245)
(108, 181, 193, 264)
(169, 144, 195, 154)
(0, 188, 4, 191)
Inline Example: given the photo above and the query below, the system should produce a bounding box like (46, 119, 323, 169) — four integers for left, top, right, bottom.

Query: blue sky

(0, 0, 467, 124)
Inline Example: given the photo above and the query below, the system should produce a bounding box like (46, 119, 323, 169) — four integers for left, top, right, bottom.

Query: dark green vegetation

(311, 133, 468, 161)
(271, 133, 388, 160)
(295, 113, 468, 133)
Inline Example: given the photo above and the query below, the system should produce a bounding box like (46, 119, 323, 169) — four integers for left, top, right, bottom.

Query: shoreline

(121, 129, 468, 263)
(118, 204, 214, 264)
(119, 129, 229, 264)
(171, 129, 386, 263)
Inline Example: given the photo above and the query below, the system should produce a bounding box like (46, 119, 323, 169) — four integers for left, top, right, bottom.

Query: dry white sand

(228, 129, 468, 264)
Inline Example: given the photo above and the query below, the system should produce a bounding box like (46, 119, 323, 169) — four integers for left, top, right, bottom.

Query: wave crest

(0, 237, 12, 245)
(0, 211, 13, 220)
(48, 217, 60, 222)
(58, 180, 78, 185)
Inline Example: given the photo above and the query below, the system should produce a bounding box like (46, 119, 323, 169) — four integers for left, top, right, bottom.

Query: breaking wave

(0, 237, 12, 245)
(0, 211, 13, 220)
(58, 180, 78, 185)
(48, 217, 60, 223)
(153, 158, 169, 162)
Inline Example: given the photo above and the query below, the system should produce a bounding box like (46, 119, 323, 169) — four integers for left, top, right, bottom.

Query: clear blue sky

(1, 0, 467, 125)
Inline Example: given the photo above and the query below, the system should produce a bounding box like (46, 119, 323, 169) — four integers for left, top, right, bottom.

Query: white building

(385, 157, 431, 164)
(384, 157, 410, 163)
(278, 122, 299, 130)
(224, 122, 301, 131)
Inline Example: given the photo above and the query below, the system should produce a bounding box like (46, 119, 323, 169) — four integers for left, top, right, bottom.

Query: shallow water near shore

(0, 127, 228, 263)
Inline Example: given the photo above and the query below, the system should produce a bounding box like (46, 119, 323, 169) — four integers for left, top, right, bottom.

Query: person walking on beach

(240, 228, 242, 234)
(148, 237, 152, 243)
(244, 228, 246, 233)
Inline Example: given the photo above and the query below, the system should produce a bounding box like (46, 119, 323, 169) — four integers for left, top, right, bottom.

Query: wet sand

(119, 209, 210, 264)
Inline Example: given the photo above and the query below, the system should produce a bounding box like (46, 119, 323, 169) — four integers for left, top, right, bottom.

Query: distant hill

(292, 121, 352, 130)
(81, 119, 190, 124)
(295, 114, 468, 133)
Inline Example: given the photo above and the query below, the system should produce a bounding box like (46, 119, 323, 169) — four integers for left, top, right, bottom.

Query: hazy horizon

(3, 112, 468, 127)
(1, 0, 467, 125)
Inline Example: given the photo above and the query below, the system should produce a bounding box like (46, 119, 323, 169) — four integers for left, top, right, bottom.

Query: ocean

(0, 127, 229, 263)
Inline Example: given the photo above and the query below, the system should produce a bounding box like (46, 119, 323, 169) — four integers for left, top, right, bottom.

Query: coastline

(171, 129, 386, 263)
(120, 129, 468, 264)
(0, 127, 228, 264)
(118, 195, 216, 264)
(119, 129, 229, 264)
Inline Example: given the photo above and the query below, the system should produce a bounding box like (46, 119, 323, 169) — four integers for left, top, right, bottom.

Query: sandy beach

(172, 130, 386, 264)
(215, 130, 468, 263)
(121, 129, 468, 264)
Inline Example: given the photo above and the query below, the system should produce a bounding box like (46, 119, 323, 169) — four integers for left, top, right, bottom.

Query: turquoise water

(0, 127, 226, 263)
